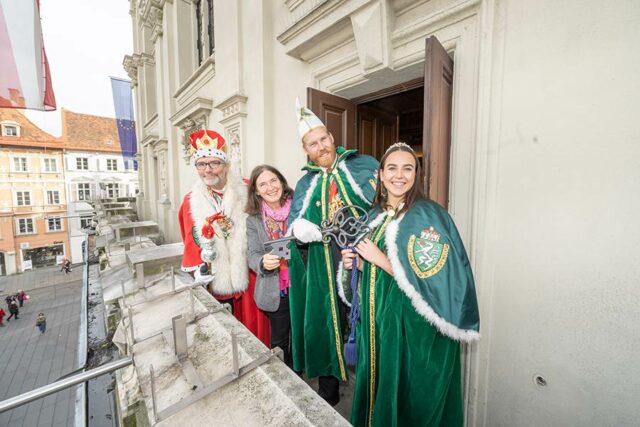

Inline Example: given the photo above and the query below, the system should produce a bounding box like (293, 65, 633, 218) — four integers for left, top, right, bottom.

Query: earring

(381, 186, 387, 197)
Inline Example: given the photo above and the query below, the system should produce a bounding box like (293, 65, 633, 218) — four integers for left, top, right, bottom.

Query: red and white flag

(0, 0, 56, 110)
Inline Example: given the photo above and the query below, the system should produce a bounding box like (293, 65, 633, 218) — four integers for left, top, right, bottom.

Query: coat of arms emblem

(408, 226, 449, 278)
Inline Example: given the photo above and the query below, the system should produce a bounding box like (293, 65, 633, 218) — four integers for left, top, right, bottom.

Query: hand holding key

(262, 252, 281, 271)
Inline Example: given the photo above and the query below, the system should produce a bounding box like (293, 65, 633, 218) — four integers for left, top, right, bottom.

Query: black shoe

(323, 394, 340, 407)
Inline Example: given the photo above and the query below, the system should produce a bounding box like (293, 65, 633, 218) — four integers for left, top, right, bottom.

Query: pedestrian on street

(0, 307, 5, 327)
(61, 259, 71, 274)
(17, 290, 27, 308)
(6, 299, 19, 321)
(36, 313, 46, 334)
(4, 295, 12, 310)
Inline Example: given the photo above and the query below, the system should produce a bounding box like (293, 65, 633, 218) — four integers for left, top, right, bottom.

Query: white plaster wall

(242, 2, 312, 182)
(129, 1, 640, 424)
(476, 0, 640, 425)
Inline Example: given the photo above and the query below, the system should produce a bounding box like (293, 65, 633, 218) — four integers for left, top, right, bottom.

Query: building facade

(0, 109, 70, 274)
(62, 109, 139, 263)
(126, 0, 640, 425)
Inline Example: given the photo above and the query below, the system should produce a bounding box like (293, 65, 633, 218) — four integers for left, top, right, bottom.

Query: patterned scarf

(261, 198, 292, 295)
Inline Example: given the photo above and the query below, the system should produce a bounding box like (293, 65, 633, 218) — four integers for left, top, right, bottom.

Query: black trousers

(7, 310, 18, 320)
(268, 295, 292, 368)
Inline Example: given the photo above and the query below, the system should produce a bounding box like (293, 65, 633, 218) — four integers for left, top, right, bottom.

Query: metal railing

(74, 236, 89, 426)
(0, 358, 133, 414)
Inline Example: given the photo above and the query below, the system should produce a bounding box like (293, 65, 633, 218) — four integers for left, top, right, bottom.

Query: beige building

(126, 0, 640, 425)
(62, 109, 140, 263)
(0, 109, 69, 275)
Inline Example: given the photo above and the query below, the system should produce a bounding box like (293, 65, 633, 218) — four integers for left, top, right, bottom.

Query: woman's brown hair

(245, 164, 294, 215)
(372, 143, 424, 216)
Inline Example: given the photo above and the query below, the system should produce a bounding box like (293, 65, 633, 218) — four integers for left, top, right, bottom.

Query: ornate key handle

(263, 205, 371, 259)
(320, 205, 371, 249)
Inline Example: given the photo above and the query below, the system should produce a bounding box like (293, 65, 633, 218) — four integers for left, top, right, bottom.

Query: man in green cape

(287, 98, 378, 405)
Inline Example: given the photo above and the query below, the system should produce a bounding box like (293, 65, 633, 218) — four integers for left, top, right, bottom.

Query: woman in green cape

(342, 143, 480, 427)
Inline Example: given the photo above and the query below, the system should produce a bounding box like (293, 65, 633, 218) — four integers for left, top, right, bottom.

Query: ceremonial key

(263, 205, 371, 260)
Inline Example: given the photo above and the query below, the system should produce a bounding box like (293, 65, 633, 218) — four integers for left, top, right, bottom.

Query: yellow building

(0, 109, 69, 275)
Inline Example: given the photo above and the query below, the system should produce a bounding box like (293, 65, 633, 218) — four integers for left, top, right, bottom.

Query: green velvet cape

(351, 199, 480, 427)
(288, 146, 378, 380)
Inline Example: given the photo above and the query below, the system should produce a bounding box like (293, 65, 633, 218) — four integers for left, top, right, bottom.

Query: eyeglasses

(195, 160, 226, 170)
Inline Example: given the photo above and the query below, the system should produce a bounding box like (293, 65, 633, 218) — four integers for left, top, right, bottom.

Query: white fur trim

(193, 149, 227, 162)
(188, 170, 248, 295)
(367, 211, 388, 229)
(181, 265, 199, 273)
(339, 161, 370, 204)
(335, 261, 351, 308)
(385, 218, 480, 343)
(295, 173, 319, 221)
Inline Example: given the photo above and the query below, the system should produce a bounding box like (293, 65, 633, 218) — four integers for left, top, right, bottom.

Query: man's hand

(194, 264, 214, 285)
(262, 253, 281, 271)
(290, 218, 322, 243)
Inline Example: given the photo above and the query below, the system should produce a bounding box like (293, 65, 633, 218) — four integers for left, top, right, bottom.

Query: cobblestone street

(0, 268, 82, 427)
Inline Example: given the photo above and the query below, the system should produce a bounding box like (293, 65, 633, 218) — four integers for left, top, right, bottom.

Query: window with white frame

(80, 216, 93, 229)
(77, 183, 91, 201)
(76, 157, 89, 170)
(2, 124, 19, 137)
(17, 218, 34, 234)
(0, 122, 20, 137)
(43, 158, 57, 172)
(46, 190, 60, 205)
(16, 191, 31, 206)
(13, 157, 28, 172)
(106, 159, 118, 171)
(105, 183, 120, 198)
(46, 216, 63, 232)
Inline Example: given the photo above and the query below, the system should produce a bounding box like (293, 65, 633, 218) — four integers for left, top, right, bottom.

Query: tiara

(385, 142, 414, 155)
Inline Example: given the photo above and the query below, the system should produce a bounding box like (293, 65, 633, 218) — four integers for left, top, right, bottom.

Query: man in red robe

(178, 129, 270, 345)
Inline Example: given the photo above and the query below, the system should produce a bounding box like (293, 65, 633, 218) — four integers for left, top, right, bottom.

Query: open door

(307, 87, 356, 149)
(357, 104, 399, 158)
(423, 36, 454, 209)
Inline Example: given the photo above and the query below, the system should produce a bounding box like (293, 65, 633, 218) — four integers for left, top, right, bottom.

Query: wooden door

(423, 36, 454, 208)
(357, 105, 399, 159)
(307, 88, 356, 149)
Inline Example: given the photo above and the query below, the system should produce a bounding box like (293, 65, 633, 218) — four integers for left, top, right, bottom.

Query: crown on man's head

(189, 129, 228, 162)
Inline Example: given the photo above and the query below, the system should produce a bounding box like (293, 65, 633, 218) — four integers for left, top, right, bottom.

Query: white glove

(290, 218, 322, 243)
(193, 264, 214, 285)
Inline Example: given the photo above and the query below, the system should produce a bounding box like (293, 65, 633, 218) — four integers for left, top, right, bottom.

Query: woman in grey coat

(246, 165, 294, 367)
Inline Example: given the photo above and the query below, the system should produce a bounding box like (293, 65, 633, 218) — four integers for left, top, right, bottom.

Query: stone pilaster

(215, 93, 248, 174)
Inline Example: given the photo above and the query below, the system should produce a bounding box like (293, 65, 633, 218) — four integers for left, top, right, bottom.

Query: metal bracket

(172, 315, 188, 361)
(152, 333, 284, 422)
(135, 263, 145, 288)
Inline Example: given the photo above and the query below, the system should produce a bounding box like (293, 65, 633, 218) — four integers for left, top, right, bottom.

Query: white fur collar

(189, 171, 248, 295)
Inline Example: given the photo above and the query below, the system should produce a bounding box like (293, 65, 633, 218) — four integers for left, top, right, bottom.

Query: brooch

(201, 213, 234, 240)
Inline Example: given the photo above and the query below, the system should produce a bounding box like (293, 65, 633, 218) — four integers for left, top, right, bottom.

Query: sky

(24, 0, 133, 136)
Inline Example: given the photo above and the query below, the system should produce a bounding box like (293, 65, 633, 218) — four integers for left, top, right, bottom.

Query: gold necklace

(385, 201, 404, 217)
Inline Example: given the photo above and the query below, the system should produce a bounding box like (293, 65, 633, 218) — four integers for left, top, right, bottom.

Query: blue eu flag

(110, 77, 137, 167)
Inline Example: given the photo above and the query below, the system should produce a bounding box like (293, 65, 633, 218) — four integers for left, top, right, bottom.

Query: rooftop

(61, 109, 121, 153)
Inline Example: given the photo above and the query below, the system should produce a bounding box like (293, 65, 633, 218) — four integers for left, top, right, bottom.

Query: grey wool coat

(246, 214, 281, 312)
